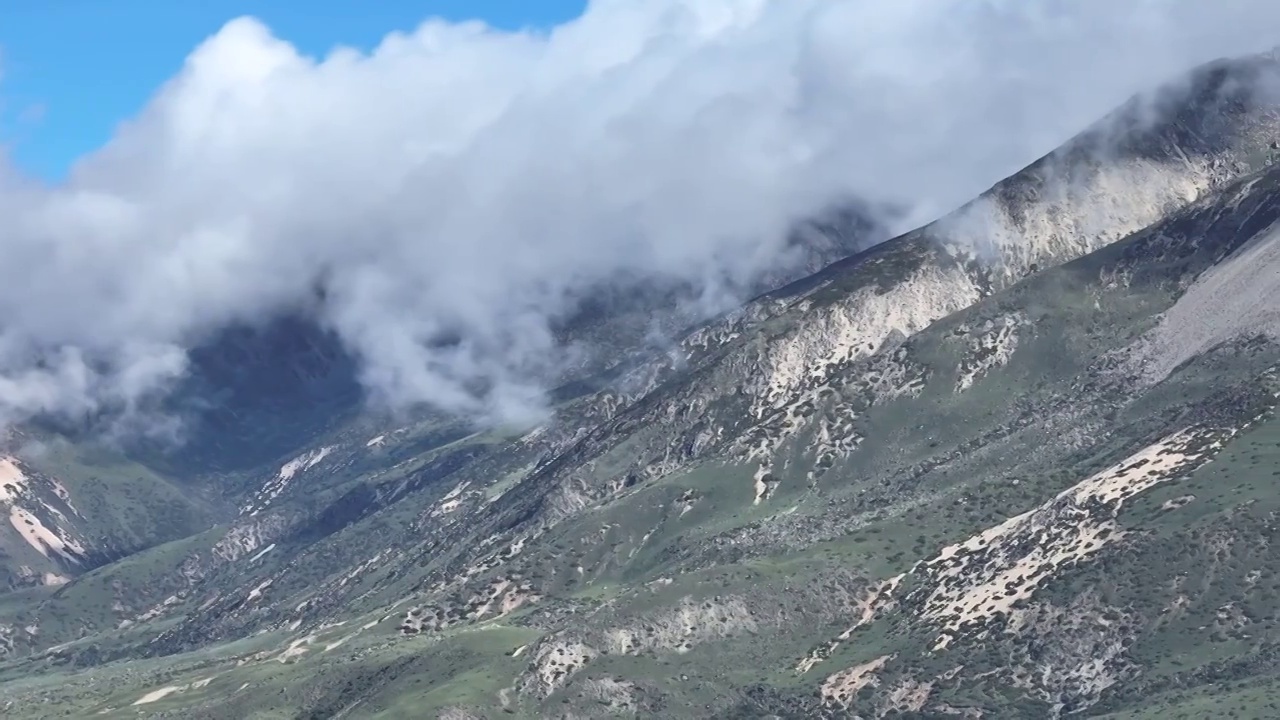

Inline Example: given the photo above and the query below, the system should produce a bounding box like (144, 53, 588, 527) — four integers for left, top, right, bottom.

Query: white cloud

(0, 0, 1277, 426)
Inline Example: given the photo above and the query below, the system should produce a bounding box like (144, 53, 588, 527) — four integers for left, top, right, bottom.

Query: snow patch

(7, 507, 83, 562)
(245, 445, 336, 512)
(133, 684, 189, 705)
(278, 446, 335, 482)
(0, 457, 26, 503)
(248, 543, 276, 563)
(247, 578, 274, 602)
(432, 481, 473, 516)
(213, 517, 289, 562)
(277, 635, 316, 662)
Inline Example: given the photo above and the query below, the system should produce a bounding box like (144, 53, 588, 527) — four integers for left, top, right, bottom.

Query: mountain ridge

(3, 51, 1280, 719)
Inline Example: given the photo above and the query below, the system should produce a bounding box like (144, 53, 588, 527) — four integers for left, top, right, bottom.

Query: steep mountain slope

(0, 165, 885, 626)
(0, 436, 218, 588)
(2, 53, 1280, 719)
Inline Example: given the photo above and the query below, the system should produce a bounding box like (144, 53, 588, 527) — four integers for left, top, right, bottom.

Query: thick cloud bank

(0, 0, 1277, 427)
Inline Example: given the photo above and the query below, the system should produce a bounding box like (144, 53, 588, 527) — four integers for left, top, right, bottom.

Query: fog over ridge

(0, 0, 1278, 428)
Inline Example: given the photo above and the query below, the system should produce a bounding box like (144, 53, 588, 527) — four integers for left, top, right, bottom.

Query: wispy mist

(0, 0, 1277, 427)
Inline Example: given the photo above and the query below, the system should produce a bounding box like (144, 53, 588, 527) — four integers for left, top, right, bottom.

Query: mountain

(3, 52, 1280, 719)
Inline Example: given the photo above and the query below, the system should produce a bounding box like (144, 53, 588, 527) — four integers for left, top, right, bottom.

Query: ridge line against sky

(0, 0, 1275, 431)
(0, 0, 588, 181)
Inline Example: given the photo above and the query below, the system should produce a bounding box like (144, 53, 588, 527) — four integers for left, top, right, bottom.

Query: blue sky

(0, 0, 586, 181)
